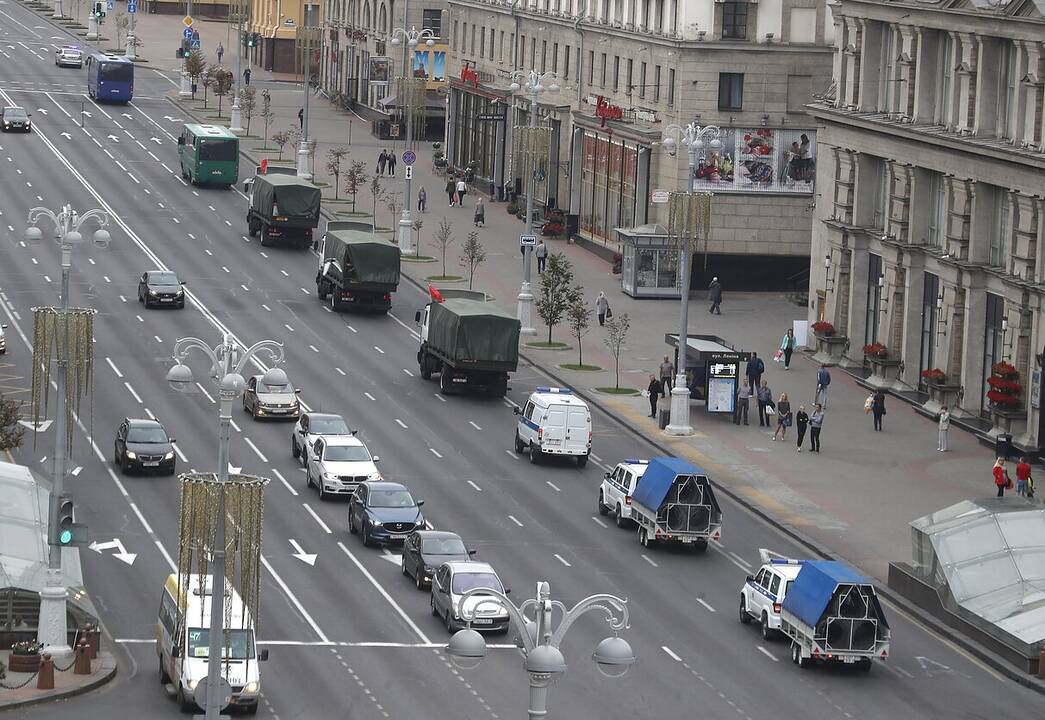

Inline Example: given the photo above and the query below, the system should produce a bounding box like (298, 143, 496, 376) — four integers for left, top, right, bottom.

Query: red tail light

(383, 293, 391, 301)
(538, 428, 543, 441)
(625, 496, 632, 505)
(772, 603, 781, 613)
(587, 431, 592, 444)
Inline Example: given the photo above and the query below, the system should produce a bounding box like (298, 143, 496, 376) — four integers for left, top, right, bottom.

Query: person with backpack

(814, 364, 831, 408)
(871, 389, 886, 431)
(745, 352, 765, 394)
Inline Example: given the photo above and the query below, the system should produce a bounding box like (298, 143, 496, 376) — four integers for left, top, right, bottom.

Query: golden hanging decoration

(176, 472, 268, 674)
(512, 125, 551, 194)
(395, 76, 428, 112)
(30, 306, 96, 452)
(667, 192, 713, 272)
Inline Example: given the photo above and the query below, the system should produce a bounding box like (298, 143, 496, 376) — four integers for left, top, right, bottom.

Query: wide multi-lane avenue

(0, 4, 1038, 717)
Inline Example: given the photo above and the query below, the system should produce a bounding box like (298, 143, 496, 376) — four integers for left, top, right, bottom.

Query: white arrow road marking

(107, 134, 119, 142)
(121, 112, 132, 119)
(60, 132, 71, 139)
(150, 137, 162, 144)
(380, 549, 402, 566)
(89, 538, 136, 565)
(289, 539, 317, 566)
(35, 108, 47, 115)
(18, 419, 53, 431)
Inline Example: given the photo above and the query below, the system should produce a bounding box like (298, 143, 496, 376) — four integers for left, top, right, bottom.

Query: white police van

(739, 549, 804, 641)
(598, 459, 648, 527)
(513, 387, 592, 467)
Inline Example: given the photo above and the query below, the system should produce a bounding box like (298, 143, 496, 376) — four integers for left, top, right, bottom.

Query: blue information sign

(127, 2, 136, 11)
(183, 27, 193, 39)
(402, 150, 416, 166)
(189, 38, 201, 50)
(106, 0, 113, 9)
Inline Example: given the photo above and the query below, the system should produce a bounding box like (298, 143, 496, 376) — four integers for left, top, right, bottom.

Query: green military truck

(316, 222, 401, 312)
(415, 290, 521, 397)
(244, 170, 322, 248)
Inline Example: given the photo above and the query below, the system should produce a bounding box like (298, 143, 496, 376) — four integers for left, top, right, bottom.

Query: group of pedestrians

(993, 456, 1035, 498)
(377, 150, 397, 176)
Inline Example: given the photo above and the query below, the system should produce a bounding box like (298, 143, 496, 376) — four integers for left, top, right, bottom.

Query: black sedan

(1, 107, 31, 133)
(348, 482, 424, 547)
(114, 418, 176, 475)
(402, 531, 475, 589)
(138, 270, 186, 308)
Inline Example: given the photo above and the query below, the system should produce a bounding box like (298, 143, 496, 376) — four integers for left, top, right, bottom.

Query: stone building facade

(246, 0, 323, 73)
(807, 0, 1045, 450)
(444, 0, 833, 289)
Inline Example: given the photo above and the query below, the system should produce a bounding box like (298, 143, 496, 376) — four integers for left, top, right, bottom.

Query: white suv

(305, 435, 381, 500)
(598, 460, 647, 528)
(739, 549, 803, 641)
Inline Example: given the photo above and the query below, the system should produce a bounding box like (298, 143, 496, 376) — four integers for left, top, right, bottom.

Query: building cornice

(837, 0, 1045, 41)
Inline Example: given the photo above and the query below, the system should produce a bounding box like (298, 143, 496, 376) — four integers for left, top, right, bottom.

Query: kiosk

(665, 334, 749, 415)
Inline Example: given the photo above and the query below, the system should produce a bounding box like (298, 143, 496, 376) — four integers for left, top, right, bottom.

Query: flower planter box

(9, 653, 41, 673)
(923, 382, 962, 415)
(812, 333, 848, 365)
(867, 356, 903, 388)
(989, 406, 1027, 439)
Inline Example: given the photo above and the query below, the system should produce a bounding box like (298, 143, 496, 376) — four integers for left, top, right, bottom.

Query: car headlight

(371, 520, 383, 527)
(164, 451, 174, 460)
(125, 451, 137, 460)
(175, 289, 184, 296)
(256, 408, 266, 415)
(187, 679, 198, 691)
(242, 681, 259, 694)
(149, 290, 158, 296)
(367, 471, 382, 481)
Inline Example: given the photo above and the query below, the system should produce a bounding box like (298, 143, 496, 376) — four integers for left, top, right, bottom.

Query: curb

(0, 653, 118, 712)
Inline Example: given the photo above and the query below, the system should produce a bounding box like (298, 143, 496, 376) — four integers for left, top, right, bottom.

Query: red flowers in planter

(542, 222, 565, 237)
(921, 368, 947, 383)
(992, 361, 1017, 376)
(812, 321, 835, 336)
(863, 342, 888, 358)
(988, 361, 1021, 408)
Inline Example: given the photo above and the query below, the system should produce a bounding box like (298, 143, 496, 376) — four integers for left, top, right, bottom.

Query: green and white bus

(177, 124, 239, 187)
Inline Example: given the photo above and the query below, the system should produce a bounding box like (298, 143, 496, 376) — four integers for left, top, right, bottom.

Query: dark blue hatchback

(348, 481, 425, 546)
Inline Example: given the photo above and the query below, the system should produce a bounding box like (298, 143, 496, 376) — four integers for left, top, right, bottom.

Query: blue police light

(535, 387, 572, 394)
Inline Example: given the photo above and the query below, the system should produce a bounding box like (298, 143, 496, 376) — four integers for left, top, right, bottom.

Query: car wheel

(796, 647, 812, 669)
(577, 454, 588, 468)
(361, 521, 373, 547)
(330, 292, 339, 312)
(120, 454, 130, 475)
(401, 558, 409, 577)
(438, 367, 453, 395)
(597, 492, 609, 516)
(444, 609, 454, 633)
(177, 685, 194, 712)
(419, 353, 432, 380)
(640, 527, 653, 548)
(791, 642, 800, 665)
(430, 594, 439, 617)
(177, 300, 185, 309)
(514, 431, 525, 454)
(348, 511, 357, 534)
(761, 613, 773, 641)
(138, 290, 144, 303)
(318, 482, 327, 502)
(615, 505, 626, 527)
(244, 702, 259, 715)
(739, 596, 751, 624)
(416, 570, 426, 590)
(292, 437, 300, 459)
(529, 443, 541, 465)
(114, 444, 121, 466)
(305, 468, 312, 489)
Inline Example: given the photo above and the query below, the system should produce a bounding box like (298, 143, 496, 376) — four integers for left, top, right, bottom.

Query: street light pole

(448, 581, 635, 718)
(660, 122, 720, 436)
(296, 28, 314, 179)
(509, 69, 559, 336)
(126, 4, 136, 61)
(166, 334, 286, 720)
(230, 0, 245, 132)
(180, 0, 194, 97)
(25, 205, 111, 659)
(390, 26, 436, 254)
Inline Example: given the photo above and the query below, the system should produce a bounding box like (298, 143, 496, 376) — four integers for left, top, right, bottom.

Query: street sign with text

(651, 189, 670, 204)
(519, 234, 537, 247)
(477, 113, 503, 121)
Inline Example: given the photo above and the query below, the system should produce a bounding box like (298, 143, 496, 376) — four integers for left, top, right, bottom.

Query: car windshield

(149, 272, 179, 286)
(187, 628, 255, 660)
(4, 108, 27, 119)
(423, 537, 467, 555)
(368, 489, 415, 508)
(451, 572, 503, 595)
(198, 138, 237, 162)
(99, 62, 132, 82)
(257, 382, 294, 394)
(126, 427, 169, 443)
(311, 417, 350, 434)
(323, 445, 371, 462)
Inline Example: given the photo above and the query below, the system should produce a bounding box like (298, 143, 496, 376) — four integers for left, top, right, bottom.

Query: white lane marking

(244, 437, 268, 462)
(335, 368, 346, 376)
(386, 311, 421, 340)
(261, 304, 271, 312)
(641, 554, 659, 567)
(105, 357, 123, 378)
(280, 270, 289, 277)
(373, 346, 385, 354)
(302, 503, 332, 534)
(696, 598, 716, 613)
(172, 443, 188, 463)
(402, 368, 414, 377)
(553, 553, 571, 567)
(394, 418, 408, 429)
(43, 275, 51, 283)
(136, 314, 144, 323)
(506, 450, 519, 459)
(591, 516, 608, 528)
(466, 480, 482, 492)
(429, 448, 442, 458)
(103, 275, 110, 283)
(241, 284, 249, 292)
(230, 419, 241, 433)
(895, 666, 915, 679)
(662, 646, 683, 662)
(546, 481, 561, 492)
(222, 266, 230, 273)
(204, 249, 213, 256)
(434, 393, 446, 403)
(154, 335, 162, 343)
(468, 421, 481, 430)
(161, 163, 173, 173)
(300, 287, 309, 294)
(757, 646, 779, 662)
(711, 542, 752, 573)
(284, 324, 294, 332)
(590, 453, 603, 462)
(260, 252, 268, 258)
(729, 551, 752, 570)
(271, 468, 298, 496)
(364, 392, 375, 401)
(508, 515, 524, 527)
(124, 382, 143, 404)
(144, 408, 156, 420)
(347, 325, 357, 333)
(195, 382, 216, 404)
(309, 344, 319, 353)
(336, 542, 431, 644)
(259, 555, 330, 643)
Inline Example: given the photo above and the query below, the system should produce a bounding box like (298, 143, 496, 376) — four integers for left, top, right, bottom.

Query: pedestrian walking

(993, 458, 1012, 497)
(795, 405, 809, 451)
(814, 364, 831, 408)
(708, 277, 723, 314)
(779, 328, 796, 370)
(772, 393, 792, 441)
(378, 150, 388, 176)
(445, 177, 456, 206)
(809, 404, 824, 452)
(297, 108, 304, 129)
(735, 379, 751, 425)
(745, 352, 765, 395)
(473, 197, 485, 227)
(659, 355, 674, 391)
(756, 380, 773, 427)
(646, 374, 662, 418)
(937, 405, 950, 451)
(216, 42, 224, 64)
(417, 187, 427, 212)
(388, 150, 397, 176)
(535, 240, 548, 273)
(456, 177, 467, 205)
(595, 292, 610, 326)
(243, 67, 251, 86)
(871, 389, 886, 431)
(1016, 456, 1032, 497)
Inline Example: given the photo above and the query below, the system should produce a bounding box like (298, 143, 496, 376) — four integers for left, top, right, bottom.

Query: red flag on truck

(429, 285, 444, 303)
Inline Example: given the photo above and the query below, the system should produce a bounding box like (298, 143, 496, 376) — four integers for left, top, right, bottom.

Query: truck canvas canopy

(428, 299, 520, 367)
(255, 175, 321, 222)
(323, 229, 401, 287)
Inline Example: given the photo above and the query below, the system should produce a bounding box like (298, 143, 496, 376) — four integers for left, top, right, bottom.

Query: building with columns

(807, 0, 1045, 450)
(444, 0, 833, 290)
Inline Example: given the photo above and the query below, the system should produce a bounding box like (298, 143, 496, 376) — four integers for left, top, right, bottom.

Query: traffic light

(93, 1, 105, 17)
(54, 494, 88, 546)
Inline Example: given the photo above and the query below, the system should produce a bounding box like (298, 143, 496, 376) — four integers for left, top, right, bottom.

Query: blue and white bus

(86, 53, 133, 103)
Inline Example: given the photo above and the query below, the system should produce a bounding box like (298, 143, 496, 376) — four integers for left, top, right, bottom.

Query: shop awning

(377, 93, 447, 112)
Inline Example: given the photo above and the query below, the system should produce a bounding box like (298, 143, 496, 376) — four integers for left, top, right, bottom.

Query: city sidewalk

(0, 648, 117, 712)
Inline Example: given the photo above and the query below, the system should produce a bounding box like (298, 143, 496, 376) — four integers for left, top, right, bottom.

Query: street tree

(259, 90, 275, 148)
(288, 126, 302, 148)
(368, 174, 383, 222)
(412, 218, 424, 255)
(566, 299, 594, 367)
(112, 9, 128, 51)
(238, 86, 257, 135)
(603, 312, 631, 389)
(433, 217, 455, 277)
(535, 252, 582, 344)
(325, 146, 349, 199)
(210, 67, 234, 116)
(384, 191, 402, 227)
(185, 51, 207, 99)
(343, 160, 366, 212)
(459, 231, 486, 289)
(0, 394, 25, 452)
(200, 70, 214, 109)
(271, 130, 291, 160)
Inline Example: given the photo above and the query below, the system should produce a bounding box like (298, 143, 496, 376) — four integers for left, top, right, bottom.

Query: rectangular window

(588, 50, 594, 85)
(626, 58, 633, 95)
(552, 43, 559, 73)
(936, 33, 954, 126)
(926, 172, 946, 248)
(639, 62, 646, 98)
(564, 45, 571, 78)
(454, 21, 459, 50)
(531, 38, 536, 67)
(480, 26, 486, 58)
(520, 35, 525, 66)
(989, 186, 1011, 268)
(865, 253, 883, 346)
(717, 72, 743, 110)
(722, 1, 748, 40)
(303, 3, 319, 27)
(422, 9, 442, 37)
(877, 25, 896, 113)
(613, 56, 619, 92)
(600, 53, 607, 89)
(996, 42, 1016, 138)
(499, 31, 505, 62)
(872, 158, 890, 230)
(542, 40, 547, 72)
(490, 28, 495, 60)
(919, 272, 939, 386)
(983, 293, 1005, 412)
(653, 65, 660, 102)
(668, 67, 675, 105)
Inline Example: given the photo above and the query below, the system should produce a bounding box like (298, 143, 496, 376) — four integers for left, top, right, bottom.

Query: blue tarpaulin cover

(632, 457, 706, 512)
(781, 560, 876, 628)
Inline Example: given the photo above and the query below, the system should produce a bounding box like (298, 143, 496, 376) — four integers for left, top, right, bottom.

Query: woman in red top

(993, 458, 1010, 497)
(1015, 456, 1032, 497)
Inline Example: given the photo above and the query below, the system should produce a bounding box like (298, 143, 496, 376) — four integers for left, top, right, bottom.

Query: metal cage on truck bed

(657, 474, 717, 534)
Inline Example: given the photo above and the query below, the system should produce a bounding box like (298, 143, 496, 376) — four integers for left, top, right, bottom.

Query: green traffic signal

(59, 528, 74, 545)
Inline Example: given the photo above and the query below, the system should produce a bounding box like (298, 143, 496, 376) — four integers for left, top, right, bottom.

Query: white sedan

(55, 47, 83, 68)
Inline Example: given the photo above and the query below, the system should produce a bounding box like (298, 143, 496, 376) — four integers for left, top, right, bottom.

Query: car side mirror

(513, 407, 520, 415)
(169, 438, 177, 444)
(294, 388, 301, 394)
(172, 645, 182, 658)
(177, 136, 185, 145)
(258, 649, 269, 661)
(351, 429, 358, 435)
(746, 574, 753, 582)
(298, 428, 306, 435)
(604, 472, 610, 479)
(1, 324, 7, 329)
(503, 587, 511, 595)
(416, 500, 424, 506)
(414, 310, 421, 323)
(373, 456, 380, 462)
(467, 549, 477, 556)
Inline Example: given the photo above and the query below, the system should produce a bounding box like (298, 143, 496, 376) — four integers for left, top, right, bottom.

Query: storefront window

(581, 134, 596, 235)
(580, 130, 644, 243)
(451, 91, 501, 185)
(983, 293, 1005, 413)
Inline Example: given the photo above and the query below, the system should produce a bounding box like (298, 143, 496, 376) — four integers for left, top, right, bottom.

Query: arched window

(379, 3, 388, 33)
(363, 0, 371, 29)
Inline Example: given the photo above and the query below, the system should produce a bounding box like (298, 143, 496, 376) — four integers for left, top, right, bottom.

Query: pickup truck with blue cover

(780, 560, 890, 671)
(630, 457, 722, 551)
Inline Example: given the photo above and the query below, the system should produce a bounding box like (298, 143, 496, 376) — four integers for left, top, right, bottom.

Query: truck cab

(513, 387, 592, 467)
(739, 549, 803, 640)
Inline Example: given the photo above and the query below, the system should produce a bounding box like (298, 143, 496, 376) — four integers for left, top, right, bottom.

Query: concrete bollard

(73, 640, 92, 675)
(36, 653, 55, 690)
(83, 624, 99, 659)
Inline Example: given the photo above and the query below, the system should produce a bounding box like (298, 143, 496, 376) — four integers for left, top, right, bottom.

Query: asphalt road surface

(0, 7, 1039, 718)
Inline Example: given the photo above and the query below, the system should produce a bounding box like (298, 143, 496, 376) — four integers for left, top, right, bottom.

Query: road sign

(404, 166, 413, 180)
(402, 149, 416, 166)
(389, 124, 400, 138)
(519, 234, 537, 247)
(127, 2, 135, 11)
(189, 38, 201, 50)
(182, 15, 193, 26)
(651, 189, 670, 204)
(183, 27, 193, 39)
(106, 0, 112, 9)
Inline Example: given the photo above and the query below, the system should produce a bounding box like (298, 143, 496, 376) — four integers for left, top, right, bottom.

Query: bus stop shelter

(665, 334, 750, 415)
